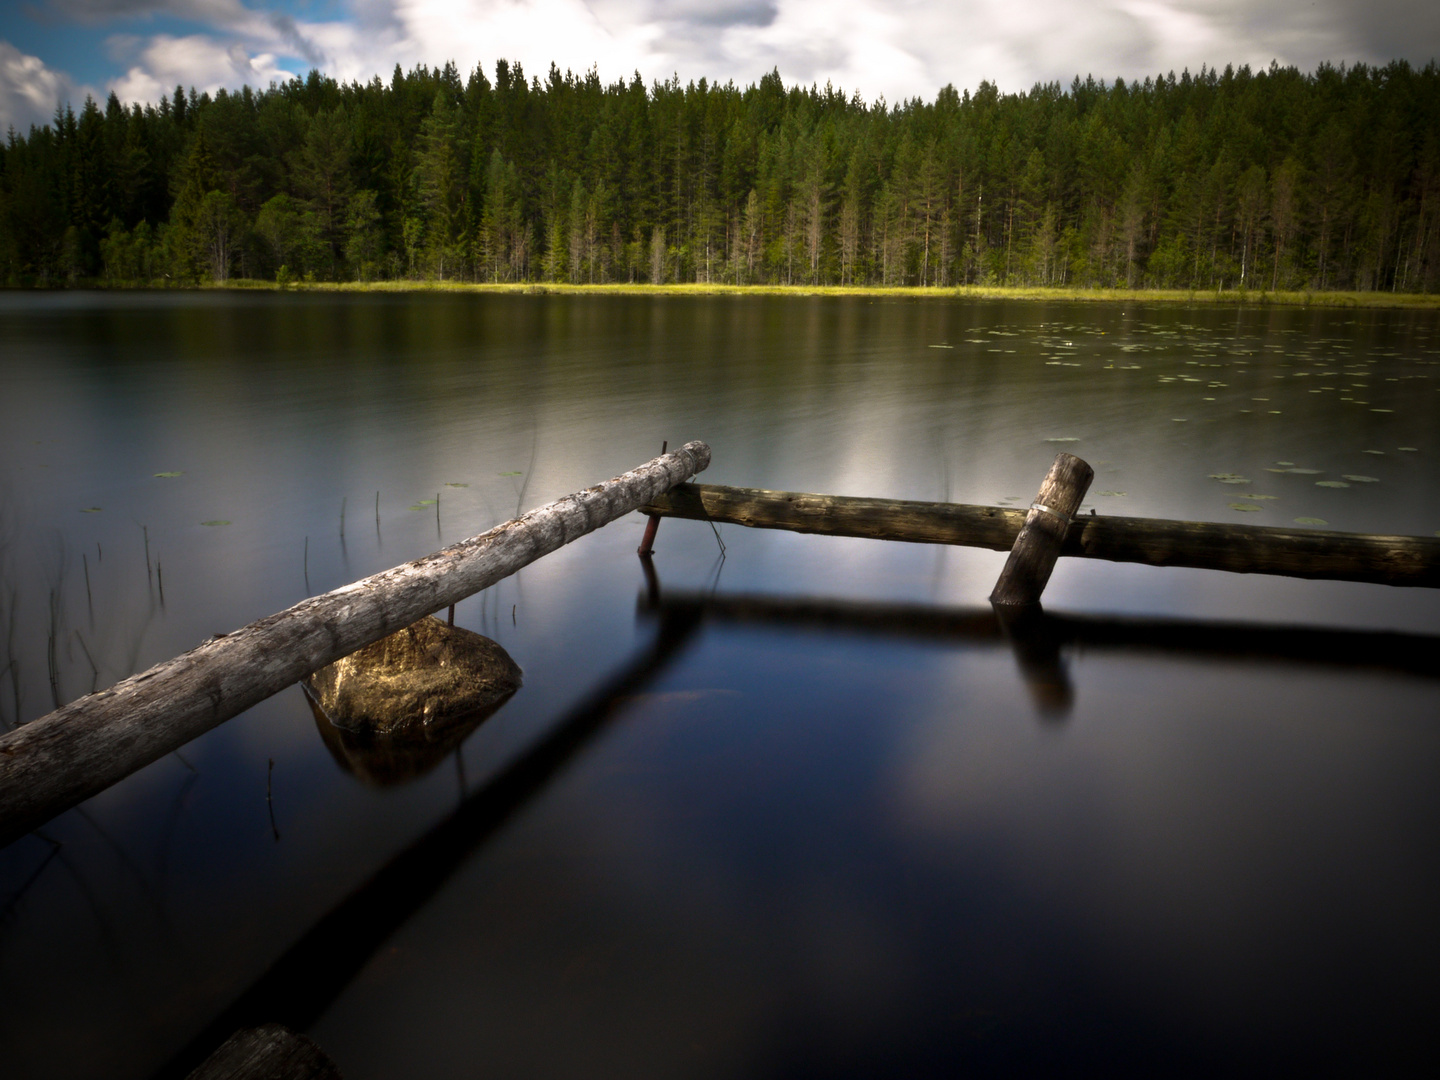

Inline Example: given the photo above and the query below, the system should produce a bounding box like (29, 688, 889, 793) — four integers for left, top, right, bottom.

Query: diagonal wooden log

(641, 484, 1440, 588)
(0, 441, 711, 849)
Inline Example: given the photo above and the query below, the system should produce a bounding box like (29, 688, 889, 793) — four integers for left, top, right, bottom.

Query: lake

(1, 291, 1438, 1077)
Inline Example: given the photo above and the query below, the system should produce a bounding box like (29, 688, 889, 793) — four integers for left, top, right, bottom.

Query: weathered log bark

(990, 453, 1094, 605)
(186, 1024, 342, 1080)
(0, 442, 710, 849)
(641, 483, 1440, 588)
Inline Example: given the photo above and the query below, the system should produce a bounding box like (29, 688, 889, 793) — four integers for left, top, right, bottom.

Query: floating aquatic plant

(154, 471, 183, 478)
(1341, 475, 1379, 483)
(1316, 480, 1351, 488)
(1229, 502, 1264, 511)
(445, 482, 469, 488)
(80, 507, 101, 513)
(498, 470, 524, 476)
(1208, 473, 1250, 484)
(201, 520, 230, 526)
(1043, 437, 1079, 443)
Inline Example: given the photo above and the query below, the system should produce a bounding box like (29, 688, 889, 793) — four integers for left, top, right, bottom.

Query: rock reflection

(303, 616, 522, 786)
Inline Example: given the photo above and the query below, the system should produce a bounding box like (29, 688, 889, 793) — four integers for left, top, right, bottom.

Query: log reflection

(154, 608, 702, 1080)
(640, 590, 1440, 720)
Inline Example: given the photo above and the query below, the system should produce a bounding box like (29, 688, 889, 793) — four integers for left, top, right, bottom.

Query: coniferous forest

(2, 58, 1438, 291)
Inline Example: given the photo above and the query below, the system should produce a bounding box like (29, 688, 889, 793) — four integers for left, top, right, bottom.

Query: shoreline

(10, 280, 1440, 310)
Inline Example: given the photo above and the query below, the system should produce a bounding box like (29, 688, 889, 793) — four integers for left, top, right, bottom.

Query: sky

(1, 0, 1436, 131)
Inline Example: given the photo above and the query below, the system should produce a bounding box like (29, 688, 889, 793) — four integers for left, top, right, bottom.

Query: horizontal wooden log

(0, 442, 711, 849)
(642, 483, 1440, 588)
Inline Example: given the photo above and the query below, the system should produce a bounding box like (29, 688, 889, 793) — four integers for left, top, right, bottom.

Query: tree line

(2, 57, 1438, 291)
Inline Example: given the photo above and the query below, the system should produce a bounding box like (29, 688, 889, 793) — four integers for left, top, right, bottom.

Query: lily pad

(1341, 475, 1379, 483)
(1208, 473, 1251, 484)
(1294, 517, 1329, 526)
(1229, 502, 1264, 512)
(1236, 494, 1278, 500)
(1285, 468, 1323, 475)
(200, 520, 231, 526)
(1362, 450, 1385, 455)
(408, 499, 438, 511)
(498, 470, 524, 476)
(1276, 461, 1295, 466)
(80, 507, 102, 513)
(154, 471, 183, 478)
(1095, 490, 1127, 497)
(1398, 447, 1418, 452)
(1043, 437, 1079, 443)
(1370, 408, 1393, 413)
(1316, 480, 1351, 488)
(445, 482, 469, 488)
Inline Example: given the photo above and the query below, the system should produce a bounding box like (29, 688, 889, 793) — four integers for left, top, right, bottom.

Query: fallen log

(641, 483, 1440, 588)
(0, 442, 711, 849)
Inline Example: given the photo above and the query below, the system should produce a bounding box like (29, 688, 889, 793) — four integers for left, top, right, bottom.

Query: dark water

(1, 292, 1438, 1077)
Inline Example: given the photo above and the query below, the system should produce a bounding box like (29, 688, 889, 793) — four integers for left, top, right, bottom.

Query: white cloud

(22, 0, 1440, 121)
(0, 40, 97, 131)
(107, 33, 298, 103)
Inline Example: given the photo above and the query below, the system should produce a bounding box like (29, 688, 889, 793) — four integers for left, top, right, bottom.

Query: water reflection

(1, 293, 1438, 1079)
(157, 608, 700, 1080)
(642, 588, 1440, 717)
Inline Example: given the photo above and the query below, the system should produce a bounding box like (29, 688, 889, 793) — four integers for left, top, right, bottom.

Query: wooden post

(0, 442, 711, 848)
(989, 453, 1093, 606)
(637, 441, 667, 555)
(637, 513, 662, 555)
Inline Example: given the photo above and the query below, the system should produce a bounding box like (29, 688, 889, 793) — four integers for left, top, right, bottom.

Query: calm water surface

(1, 292, 1438, 1077)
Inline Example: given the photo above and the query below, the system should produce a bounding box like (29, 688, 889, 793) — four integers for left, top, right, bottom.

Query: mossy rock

(303, 616, 521, 786)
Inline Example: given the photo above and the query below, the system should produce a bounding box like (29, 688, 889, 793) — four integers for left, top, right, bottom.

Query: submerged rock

(303, 615, 522, 785)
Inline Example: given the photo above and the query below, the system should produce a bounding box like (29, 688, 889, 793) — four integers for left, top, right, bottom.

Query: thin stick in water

(82, 553, 92, 609)
(74, 630, 99, 693)
(96, 541, 102, 564)
(143, 526, 151, 579)
(266, 758, 280, 841)
(157, 560, 165, 606)
(47, 589, 59, 709)
(340, 497, 347, 539)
